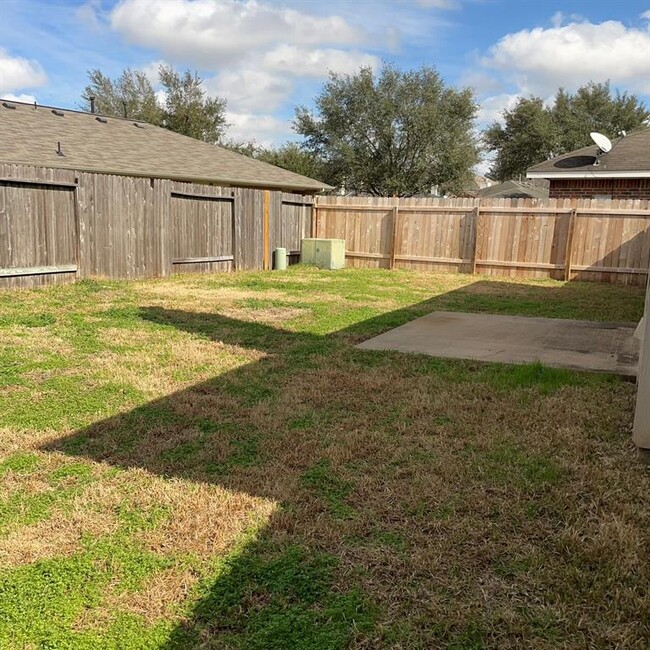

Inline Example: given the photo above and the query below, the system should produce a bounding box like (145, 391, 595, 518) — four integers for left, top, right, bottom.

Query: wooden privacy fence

(313, 196, 650, 285)
(0, 164, 313, 289)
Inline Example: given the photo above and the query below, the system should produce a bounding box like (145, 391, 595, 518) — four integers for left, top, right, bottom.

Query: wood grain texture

(1, 165, 309, 287)
(314, 196, 650, 285)
(0, 167, 78, 288)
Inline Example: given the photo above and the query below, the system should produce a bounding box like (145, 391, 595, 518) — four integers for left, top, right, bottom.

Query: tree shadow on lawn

(42, 281, 647, 649)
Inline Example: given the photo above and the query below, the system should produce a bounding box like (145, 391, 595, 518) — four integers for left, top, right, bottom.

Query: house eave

(527, 170, 650, 180)
(0, 157, 333, 193)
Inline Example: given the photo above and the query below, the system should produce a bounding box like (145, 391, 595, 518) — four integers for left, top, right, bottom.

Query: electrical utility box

(300, 239, 346, 270)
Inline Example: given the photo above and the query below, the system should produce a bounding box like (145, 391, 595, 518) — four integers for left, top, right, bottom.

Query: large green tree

(257, 142, 325, 181)
(221, 140, 327, 182)
(294, 65, 480, 196)
(82, 65, 227, 143)
(482, 97, 555, 182)
(484, 82, 649, 181)
(157, 66, 227, 143)
(81, 68, 162, 124)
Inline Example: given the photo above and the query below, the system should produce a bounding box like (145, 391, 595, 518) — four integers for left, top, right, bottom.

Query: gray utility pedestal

(301, 239, 345, 270)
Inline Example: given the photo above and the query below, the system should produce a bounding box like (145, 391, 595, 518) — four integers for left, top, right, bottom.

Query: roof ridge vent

(51, 109, 65, 117)
(2, 101, 16, 110)
(95, 116, 108, 123)
(133, 122, 145, 128)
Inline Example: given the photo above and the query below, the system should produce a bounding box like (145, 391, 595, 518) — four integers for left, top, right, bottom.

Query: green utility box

(301, 239, 346, 270)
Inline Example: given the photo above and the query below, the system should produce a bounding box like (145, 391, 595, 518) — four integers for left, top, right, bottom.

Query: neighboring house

(527, 128, 650, 199)
(458, 175, 494, 197)
(0, 99, 331, 288)
(475, 179, 549, 200)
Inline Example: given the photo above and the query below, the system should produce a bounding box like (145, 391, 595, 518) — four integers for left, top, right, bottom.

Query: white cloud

(75, 0, 104, 31)
(458, 70, 504, 96)
(207, 70, 293, 112)
(641, 10, 650, 20)
(481, 19, 650, 96)
(0, 48, 47, 95)
(140, 59, 166, 85)
(473, 157, 492, 177)
(111, 0, 365, 67)
(2, 93, 37, 104)
(110, 0, 382, 138)
(476, 93, 521, 126)
(224, 111, 293, 147)
(261, 45, 380, 78)
(155, 89, 167, 108)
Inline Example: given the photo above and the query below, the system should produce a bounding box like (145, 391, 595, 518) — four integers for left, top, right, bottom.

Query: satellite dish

(590, 132, 612, 153)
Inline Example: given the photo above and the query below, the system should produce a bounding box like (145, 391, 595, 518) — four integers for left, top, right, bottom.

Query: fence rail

(313, 196, 650, 285)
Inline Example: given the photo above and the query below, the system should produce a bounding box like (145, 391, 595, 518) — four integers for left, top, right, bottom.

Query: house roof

(0, 100, 332, 192)
(527, 128, 650, 179)
(476, 179, 549, 200)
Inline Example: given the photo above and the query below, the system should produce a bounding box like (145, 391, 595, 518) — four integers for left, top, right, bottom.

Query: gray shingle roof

(0, 100, 332, 192)
(527, 128, 650, 177)
(476, 179, 549, 199)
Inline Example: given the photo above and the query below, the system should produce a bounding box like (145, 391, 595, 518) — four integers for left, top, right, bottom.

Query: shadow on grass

(41, 280, 643, 648)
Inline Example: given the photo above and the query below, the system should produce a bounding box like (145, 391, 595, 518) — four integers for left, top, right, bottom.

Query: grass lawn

(0, 267, 648, 649)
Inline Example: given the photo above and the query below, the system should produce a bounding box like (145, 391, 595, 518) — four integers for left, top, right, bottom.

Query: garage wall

(0, 164, 315, 288)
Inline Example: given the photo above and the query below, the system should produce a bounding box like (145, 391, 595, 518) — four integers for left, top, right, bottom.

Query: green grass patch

(0, 462, 96, 533)
(0, 376, 144, 431)
(301, 460, 354, 518)
(474, 442, 565, 491)
(0, 453, 41, 476)
(168, 542, 375, 650)
(207, 432, 261, 477)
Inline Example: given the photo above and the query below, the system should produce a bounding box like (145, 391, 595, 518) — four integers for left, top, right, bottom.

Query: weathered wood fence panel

(314, 196, 650, 285)
(271, 193, 313, 265)
(0, 165, 78, 289)
(76, 173, 170, 280)
(0, 164, 313, 288)
(234, 187, 264, 271)
(169, 182, 234, 274)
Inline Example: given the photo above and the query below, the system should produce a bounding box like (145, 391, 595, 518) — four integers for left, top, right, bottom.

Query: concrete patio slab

(358, 311, 639, 376)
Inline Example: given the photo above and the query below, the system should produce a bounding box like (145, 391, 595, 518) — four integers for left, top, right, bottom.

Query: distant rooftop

(0, 99, 332, 192)
(527, 128, 650, 179)
(476, 179, 549, 200)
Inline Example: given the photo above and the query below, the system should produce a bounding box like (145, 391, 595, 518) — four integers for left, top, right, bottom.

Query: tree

(257, 143, 325, 181)
(553, 82, 649, 153)
(220, 140, 327, 181)
(484, 82, 649, 181)
(294, 65, 480, 196)
(483, 97, 555, 182)
(219, 139, 260, 158)
(81, 69, 163, 124)
(82, 65, 228, 143)
(158, 65, 227, 143)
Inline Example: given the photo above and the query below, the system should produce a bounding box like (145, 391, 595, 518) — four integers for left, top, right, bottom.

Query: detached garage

(0, 100, 331, 288)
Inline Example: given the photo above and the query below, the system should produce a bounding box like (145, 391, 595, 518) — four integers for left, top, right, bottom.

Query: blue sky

(1, 0, 649, 157)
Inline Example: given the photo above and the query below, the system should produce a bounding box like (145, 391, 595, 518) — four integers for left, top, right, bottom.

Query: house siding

(549, 178, 650, 200)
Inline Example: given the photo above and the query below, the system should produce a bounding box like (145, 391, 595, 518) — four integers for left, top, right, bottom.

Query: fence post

(390, 204, 399, 269)
(262, 190, 270, 270)
(471, 204, 481, 275)
(311, 200, 318, 239)
(564, 208, 577, 281)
